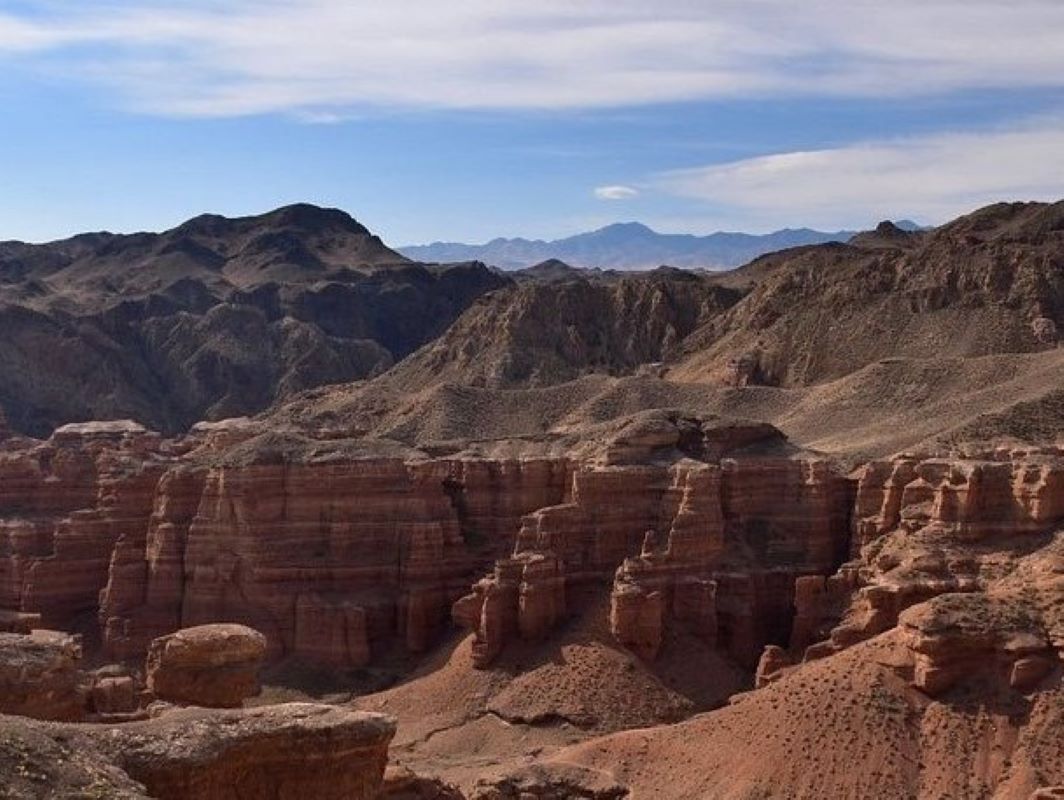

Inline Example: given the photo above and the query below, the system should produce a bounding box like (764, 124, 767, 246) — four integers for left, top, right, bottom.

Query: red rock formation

(0, 421, 578, 669)
(0, 423, 170, 633)
(94, 703, 396, 800)
(801, 448, 1064, 663)
(853, 449, 1064, 549)
(754, 644, 790, 688)
(899, 593, 1058, 696)
(146, 624, 267, 708)
(90, 675, 138, 715)
(0, 629, 86, 721)
(460, 453, 853, 667)
(380, 765, 466, 799)
(452, 552, 565, 668)
(609, 581, 666, 660)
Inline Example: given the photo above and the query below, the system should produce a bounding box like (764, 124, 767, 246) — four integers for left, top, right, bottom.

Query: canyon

(0, 200, 1062, 798)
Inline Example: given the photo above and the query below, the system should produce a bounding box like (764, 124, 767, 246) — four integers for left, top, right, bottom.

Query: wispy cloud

(652, 117, 1064, 229)
(2, 1, 1064, 117)
(594, 185, 639, 200)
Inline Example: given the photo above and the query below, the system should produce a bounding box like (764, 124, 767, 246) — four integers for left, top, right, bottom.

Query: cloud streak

(652, 118, 1064, 229)
(594, 185, 639, 200)
(2, 1, 1064, 116)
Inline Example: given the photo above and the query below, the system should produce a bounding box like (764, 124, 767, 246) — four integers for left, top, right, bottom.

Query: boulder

(94, 703, 396, 800)
(755, 644, 790, 688)
(381, 765, 466, 799)
(146, 623, 266, 708)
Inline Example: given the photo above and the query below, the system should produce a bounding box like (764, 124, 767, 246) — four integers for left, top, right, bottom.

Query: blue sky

(2, 1, 1064, 245)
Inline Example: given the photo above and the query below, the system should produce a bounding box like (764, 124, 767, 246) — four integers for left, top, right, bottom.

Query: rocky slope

(389, 202, 1063, 394)
(672, 203, 1064, 386)
(265, 201, 1064, 466)
(382, 268, 740, 389)
(0, 204, 507, 435)
(470, 445, 1064, 798)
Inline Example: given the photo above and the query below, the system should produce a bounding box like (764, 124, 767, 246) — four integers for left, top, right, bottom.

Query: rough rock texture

(146, 623, 267, 708)
(0, 629, 85, 721)
(0, 204, 509, 436)
(798, 447, 1064, 662)
(0, 424, 574, 669)
(99, 704, 395, 800)
(457, 442, 853, 668)
(471, 764, 628, 799)
(384, 273, 740, 389)
(899, 593, 1058, 696)
(0, 703, 397, 800)
(672, 200, 1064, 388)
(754, 643, 790, 688)
(381, 765, 467, 800)
(452, 553, 566, 668)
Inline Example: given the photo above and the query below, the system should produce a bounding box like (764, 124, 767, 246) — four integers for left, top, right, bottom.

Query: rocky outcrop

(459, 447, 853, 667)
(471, 763, 629, 799)
(0, 703, 396, 799)
(799, 448, 1064, 663)
(754, 644, 790, 688)
(146, 624, 267, 708)
(380, 766, 467, 799)
(899, 594, 1059, 695)
(107, 704, 395, 800)
(0, 629, 86, 721)
(0, 422, 171, 634)
(452, 553, 566, 668)
(852, 449, 1064, 548)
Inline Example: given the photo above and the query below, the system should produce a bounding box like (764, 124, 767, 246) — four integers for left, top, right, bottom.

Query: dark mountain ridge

(0, 205, 508, 435)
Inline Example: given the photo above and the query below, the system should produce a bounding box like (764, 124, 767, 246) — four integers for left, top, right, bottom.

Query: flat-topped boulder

(0, 702, 396, 800)
(98, 703, 396, 800)
(52, 419, 150, 439)
(146, 623, 267, 708)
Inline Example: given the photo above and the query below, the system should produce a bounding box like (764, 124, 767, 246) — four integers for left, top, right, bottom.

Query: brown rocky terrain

(0, 199, 1062, 798)
(0, 204, 507, 435)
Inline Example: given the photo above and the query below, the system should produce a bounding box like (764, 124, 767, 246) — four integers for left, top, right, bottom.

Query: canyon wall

(4, 417, 1060, 682)
(456, 455, 853, 668)
(786, 447, 1064, 665)
(0, 423, 574, 667)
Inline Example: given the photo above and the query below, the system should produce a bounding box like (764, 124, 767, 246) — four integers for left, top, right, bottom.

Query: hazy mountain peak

(400, 222, 856, 270)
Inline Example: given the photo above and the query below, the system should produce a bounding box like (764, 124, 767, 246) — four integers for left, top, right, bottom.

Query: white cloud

(1, 1, 1064, 116)
(653, 118, 1064, 229)
(594, 185, 639, 200)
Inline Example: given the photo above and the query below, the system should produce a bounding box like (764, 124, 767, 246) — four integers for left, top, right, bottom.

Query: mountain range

(398, 221, 922, 270)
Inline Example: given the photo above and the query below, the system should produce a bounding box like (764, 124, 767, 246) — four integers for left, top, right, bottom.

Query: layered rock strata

(0, 424, 571, 668)
(146, 623, 267, 708)
(6, 417, 1060, 694)
(792, 448, 1064, 664)
(457, 448, 853, 667)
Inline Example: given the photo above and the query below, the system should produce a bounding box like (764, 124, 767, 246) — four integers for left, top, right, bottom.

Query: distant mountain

(400, 222, 861, 270)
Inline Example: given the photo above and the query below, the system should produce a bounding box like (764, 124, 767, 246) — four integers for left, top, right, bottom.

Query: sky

(2, 1, 1064, 246)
